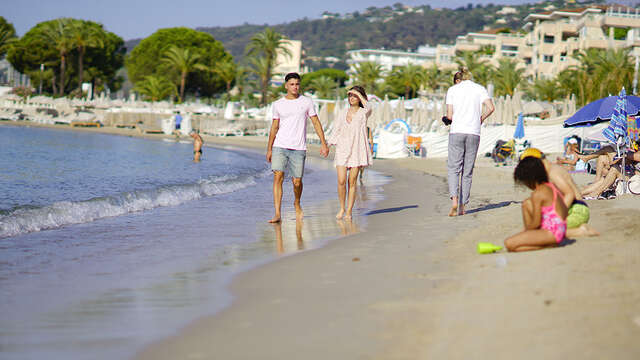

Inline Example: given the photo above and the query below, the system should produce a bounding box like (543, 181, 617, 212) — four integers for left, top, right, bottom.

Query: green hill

(127, 1, 599, 70)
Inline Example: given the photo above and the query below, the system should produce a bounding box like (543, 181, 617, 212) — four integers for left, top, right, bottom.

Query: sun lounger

(138, 118, 165, 134)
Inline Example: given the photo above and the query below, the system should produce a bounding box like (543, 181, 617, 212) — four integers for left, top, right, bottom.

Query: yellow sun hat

(519, 147, 544, 161)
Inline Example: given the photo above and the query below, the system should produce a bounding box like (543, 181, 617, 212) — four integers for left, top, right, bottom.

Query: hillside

(126, 1, 601, 70)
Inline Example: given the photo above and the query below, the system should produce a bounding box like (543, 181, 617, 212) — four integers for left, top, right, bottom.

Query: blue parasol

(602, 88, 629, 147)
(513, 112, 525, 139)
(563, 95, 640, 127)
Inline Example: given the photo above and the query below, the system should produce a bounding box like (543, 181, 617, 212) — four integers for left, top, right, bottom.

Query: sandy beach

(4, 121, 639, 359)
(121, 130, 639, 358)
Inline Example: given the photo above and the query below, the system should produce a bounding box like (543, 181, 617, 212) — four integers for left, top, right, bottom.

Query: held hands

(320, 143, 329, 158)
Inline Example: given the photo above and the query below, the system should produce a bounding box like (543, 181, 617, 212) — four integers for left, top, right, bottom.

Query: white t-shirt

(445, 80, 490, 136)
(272, 95, 317, 151)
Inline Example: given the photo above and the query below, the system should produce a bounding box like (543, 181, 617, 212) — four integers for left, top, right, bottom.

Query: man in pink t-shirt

(266, 72, 329, 223)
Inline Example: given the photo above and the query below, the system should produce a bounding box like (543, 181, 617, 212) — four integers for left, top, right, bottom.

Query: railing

(607, 7, 640, 19)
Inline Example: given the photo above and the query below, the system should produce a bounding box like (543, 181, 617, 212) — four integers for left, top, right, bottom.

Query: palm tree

(248, 56, 272, 103)
(70, 21, 104, 93)
(309, 75, 337, 99)
(352, 61, 385, 95)
(0, 26, 16, 58)
(196, 60, 237, 94)
(594, 48, 633, 98)
(234, 65, 249, 99)
(162, 46, 202, 102)
(565, 48, 634, 106)
(40, 18, 74, 96)
(387, 64, 424, 98)
(492, 58, 525, 97)
(423, 64, 449, 93)
(246, 28, 291, 105)
(134, 75, 176, 101)
(527, 77, 563, 102)
(454, 50, 493, 86)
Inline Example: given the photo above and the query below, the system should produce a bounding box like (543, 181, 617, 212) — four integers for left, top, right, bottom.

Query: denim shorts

(271, 147, 306, 178)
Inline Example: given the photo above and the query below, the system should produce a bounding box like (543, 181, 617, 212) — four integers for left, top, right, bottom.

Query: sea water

(0, 125, 388, 360)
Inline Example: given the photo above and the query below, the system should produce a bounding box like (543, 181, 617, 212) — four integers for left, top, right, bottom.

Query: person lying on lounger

(555, 138, 580, 170)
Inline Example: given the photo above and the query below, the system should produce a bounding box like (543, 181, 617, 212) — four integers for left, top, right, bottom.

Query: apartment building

(346, 48, 437, 73)
(450, 5, 640, 78)
(346, 4, 640, 80)
(522, 5, 640, 78)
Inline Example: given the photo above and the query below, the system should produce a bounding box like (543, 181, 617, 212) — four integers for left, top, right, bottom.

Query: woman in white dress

(328, 85, 373, 219)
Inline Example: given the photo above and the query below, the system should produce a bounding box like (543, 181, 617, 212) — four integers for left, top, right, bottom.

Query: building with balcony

(345, 45, 461, 76)
(346, 48, 436, 73)
(450, 5, 640, 79)
(521, 5, 640, 78)
(345, 4, 640, 82)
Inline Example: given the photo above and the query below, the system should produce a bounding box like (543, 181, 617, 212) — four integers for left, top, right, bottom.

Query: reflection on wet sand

(272, 219, 304, 254)
(259, 169, 388, 256)
(337, 219, 359, 235)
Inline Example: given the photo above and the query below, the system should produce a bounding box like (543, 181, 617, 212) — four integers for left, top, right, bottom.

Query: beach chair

(407, 135, 422, 158)
(491, 139, 515, 164)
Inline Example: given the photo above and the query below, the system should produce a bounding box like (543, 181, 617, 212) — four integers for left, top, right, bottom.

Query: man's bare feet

(336, 209, 345, 219)
(268, 216, 281, 223)
(295, 207, 304, 220)
(448, 205, 458, 217)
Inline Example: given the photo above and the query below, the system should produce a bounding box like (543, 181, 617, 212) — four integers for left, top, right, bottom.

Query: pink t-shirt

(272, 95, 317, 151)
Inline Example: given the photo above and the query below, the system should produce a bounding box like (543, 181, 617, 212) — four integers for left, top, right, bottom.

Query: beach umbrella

(512, 90, 523, 115)
(514, 112, 525, 139)
(602, 88, 629, 149)
(394, 98, 406, 120)
(563, 93, 640, 127)
(381, 98, 392, 127)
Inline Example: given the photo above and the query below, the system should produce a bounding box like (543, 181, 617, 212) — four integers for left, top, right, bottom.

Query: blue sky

(6, 0, 543, 40)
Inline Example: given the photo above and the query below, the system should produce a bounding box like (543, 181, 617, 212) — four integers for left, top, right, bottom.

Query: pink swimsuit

(540, 183, 567, 243)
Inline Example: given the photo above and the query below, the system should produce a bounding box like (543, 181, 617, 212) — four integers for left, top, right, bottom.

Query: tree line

(5, 17, 125, 97)
(1, 2, 631, 108)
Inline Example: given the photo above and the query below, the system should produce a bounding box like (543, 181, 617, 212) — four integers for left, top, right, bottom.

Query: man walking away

(445, 67, 494, 216)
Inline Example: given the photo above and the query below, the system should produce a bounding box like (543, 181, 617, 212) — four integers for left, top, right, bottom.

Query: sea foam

(0, 170, 270, 238)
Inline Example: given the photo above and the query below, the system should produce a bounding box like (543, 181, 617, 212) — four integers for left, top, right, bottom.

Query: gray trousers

(447, 133, 480, 205)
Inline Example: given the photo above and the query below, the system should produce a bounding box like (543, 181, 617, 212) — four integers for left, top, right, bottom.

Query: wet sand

(4, 122, 639, 358)
(135, 151, 640, 359)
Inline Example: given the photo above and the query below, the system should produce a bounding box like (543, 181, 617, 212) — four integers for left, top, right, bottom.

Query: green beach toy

(477, 242, 503, 254)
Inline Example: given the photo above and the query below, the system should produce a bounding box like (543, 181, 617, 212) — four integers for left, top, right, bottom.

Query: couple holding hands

(266, 72, 373, 223)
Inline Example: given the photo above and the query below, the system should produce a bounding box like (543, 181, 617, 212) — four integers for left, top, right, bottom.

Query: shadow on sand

(365, 205, 418, 216)
(465, 201, 516, 215)
(558, 238, 577, 247)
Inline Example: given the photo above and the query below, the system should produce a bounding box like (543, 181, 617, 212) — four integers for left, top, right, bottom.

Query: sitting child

(505, 157, 568, 252)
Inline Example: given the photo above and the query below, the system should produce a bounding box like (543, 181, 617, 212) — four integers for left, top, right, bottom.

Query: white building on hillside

(272, 39, 303, 85)
(346, 47, 436, 73)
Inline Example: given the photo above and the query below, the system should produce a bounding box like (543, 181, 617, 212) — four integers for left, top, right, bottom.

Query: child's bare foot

(268, 216, 281, 223)
(336, 209, 345, 219)
(344, 212, 352, 220)
(567, 224, 600, 238)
